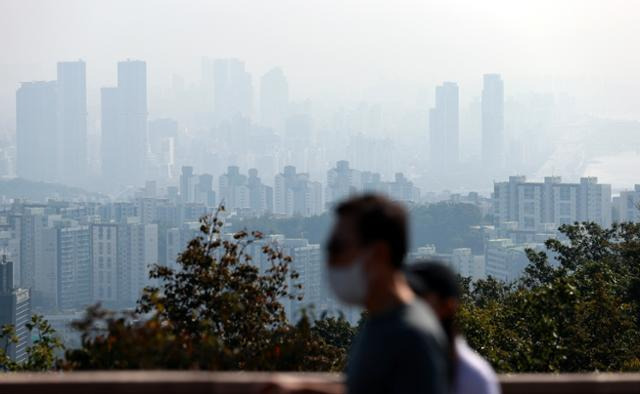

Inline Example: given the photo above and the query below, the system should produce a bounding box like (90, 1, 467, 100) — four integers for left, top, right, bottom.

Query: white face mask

(328, 256, 368, 306)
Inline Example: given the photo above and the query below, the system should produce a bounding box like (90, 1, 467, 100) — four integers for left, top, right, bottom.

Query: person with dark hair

(262, 194, 448, 394)
(328, 194, 448, 394)
(408, 261, 500, 394)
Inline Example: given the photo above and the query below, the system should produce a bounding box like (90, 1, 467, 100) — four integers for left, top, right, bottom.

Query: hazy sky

(1, 0, 640, 122)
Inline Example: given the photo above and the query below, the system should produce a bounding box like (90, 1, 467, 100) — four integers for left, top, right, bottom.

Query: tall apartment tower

(326, 160, 362, 205)
(179, 166, 195, 203)
(101, 60, 148, 187)
(618, 185, 640, 222)
(260, 67, 289, 133)
(118, 60, 148, 185)
(90, 222, 157, 308)
(16, 81, 58, 182)
(56, 61, 87, 185)
(481, 74, 504, 173)
(0, 258, 31, 363)
(100, 87, 122, 185)
(275, 166, 323, 217)
(213, 58, 252, 124)
(56, 226, 91, 310)
(429, 82, 459, 172)
(218, 166, 249, 212)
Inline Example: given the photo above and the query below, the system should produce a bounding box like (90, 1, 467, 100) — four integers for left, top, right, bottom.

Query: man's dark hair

(334, 194, 408, 268)
(408, 260, 460, 300)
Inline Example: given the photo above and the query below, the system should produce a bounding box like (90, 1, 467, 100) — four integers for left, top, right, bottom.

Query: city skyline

(2, 0, 640, 377)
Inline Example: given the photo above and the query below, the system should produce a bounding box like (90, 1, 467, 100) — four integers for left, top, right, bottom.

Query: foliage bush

(62, 209, 348, 371)
(459, 222, 640, 372)
(3, 218, 640, 372)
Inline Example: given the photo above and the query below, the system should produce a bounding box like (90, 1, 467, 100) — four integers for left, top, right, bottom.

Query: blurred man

(328, 194, 448, 394)
(408, 261, 500, 394)
(265, 194, 448, 394)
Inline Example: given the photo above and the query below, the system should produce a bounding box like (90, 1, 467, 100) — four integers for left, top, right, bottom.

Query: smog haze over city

(0, 0, 640, 374)
(1, 0, 639, 195)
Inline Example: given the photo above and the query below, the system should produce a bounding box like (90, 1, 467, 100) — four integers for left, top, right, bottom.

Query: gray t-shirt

(346, 300, 449, 394)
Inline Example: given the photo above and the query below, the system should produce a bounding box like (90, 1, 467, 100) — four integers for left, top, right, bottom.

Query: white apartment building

(617, 185, 640, 222)
(485, 239, 544, 282)
(91, 224, 118, 304)
(274, 166, 322, 217)
(493, 176, 611, 230)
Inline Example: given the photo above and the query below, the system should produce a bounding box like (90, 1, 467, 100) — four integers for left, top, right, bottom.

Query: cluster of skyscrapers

(13, 58, 300, 191)
(429, 74, 505, 174)
(175, 160, 420, 218)
(13, 57, 513, 199)
(1, 174, 639, 351)
(0, 194, 358, 334)
(411, 176, 640, 284)
(16, 61, 87, 185)
(1, 203, 157, 311)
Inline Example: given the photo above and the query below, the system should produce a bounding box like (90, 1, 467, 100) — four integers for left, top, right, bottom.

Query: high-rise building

(493, 176, 612, 230)
(121, 223, 157, 306)
(481, 74, 504, 172)
(166, 222, 201, 269)
(281, 239, 323, 321)
(100, 87, 123, 184)
(485, 239, 536, 282)
(56, 61, 87, 185)
(16, 81, 58, 182)
(260, 67, 289, 133)
(214, 58, 252, 124)
(101, 60, 148, 186)
(91, 224, 118, 305)
(326, 161, 362, 206)
(361, 172, 421, 203)
(56, 226, 91, 310)
(247, 169, 273, 215)
(17, 207, 58, 308)
(274, 166, 323, 217)
(429, 82, 459, 171)
(179, 166, 195, 203)
(91, 222, 157, 308)
(118, 60, 148, 184)
(219, 166, 249, 212)
(0, 258, 31, 363)
(196, 174, 216, 207)
(618, 185, 640, 222)
(148, 118, 178, 179)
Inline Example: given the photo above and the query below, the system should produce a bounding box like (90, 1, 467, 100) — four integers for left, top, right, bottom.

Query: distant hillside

(0, 178, 106, 202)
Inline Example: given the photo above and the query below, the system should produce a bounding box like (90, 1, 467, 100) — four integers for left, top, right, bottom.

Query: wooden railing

(0, 371, 639, 393)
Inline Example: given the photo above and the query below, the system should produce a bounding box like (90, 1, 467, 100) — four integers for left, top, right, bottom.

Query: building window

(524, 186, 535, 199)
(524, 217, 535, 228)
(524, 202, 535, 214)
(628, 196, 637, 208)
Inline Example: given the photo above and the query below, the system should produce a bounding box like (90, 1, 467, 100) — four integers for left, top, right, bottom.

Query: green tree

(459, 221, 640, 372)
(0, 315, 63, 371)
(64, 209, 346, 371)
(410, 202, 485, 253)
